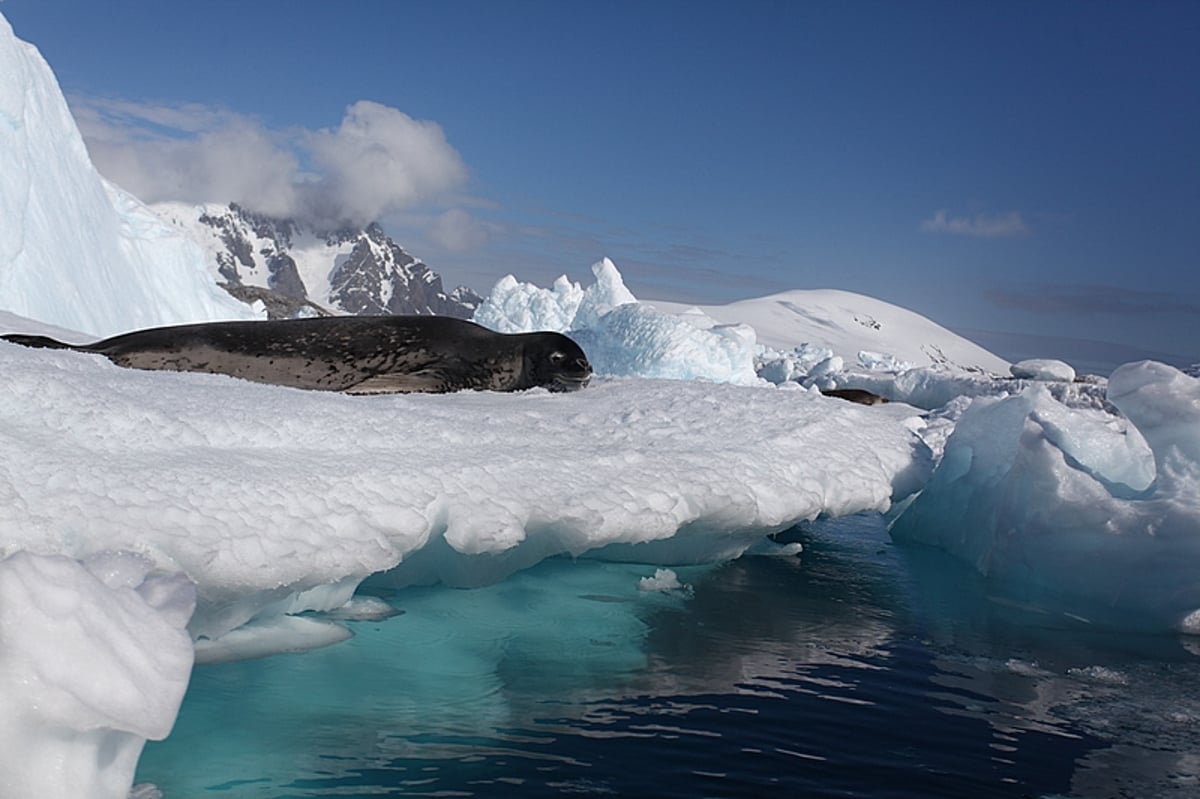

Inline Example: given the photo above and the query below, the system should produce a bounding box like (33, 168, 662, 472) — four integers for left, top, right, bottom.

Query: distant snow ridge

(0, 16, 257, 338)
(152, 202, 482, 319)
(651, 288, 1012, 377)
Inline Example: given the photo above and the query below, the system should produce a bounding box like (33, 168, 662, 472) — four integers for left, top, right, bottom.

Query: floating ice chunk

(1108, 360, 1200, 484)
(325, 595, 404, 621)
(1011, 358, 1077, 382)
(0, 551, 194, 799)
(746, 538, 805, 557)
(1067, 665, 1130, 685)
(638, 568, 687, 592)
(127, 785, 163, 799)
(890, 366, 1200, 631)
(193, 615, 354, 665)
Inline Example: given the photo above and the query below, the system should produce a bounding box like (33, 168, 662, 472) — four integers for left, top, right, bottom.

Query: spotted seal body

(2, 316, 593, 394)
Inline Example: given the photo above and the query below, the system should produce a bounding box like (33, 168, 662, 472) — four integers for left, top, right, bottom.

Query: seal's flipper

(1, 333, 76, 350)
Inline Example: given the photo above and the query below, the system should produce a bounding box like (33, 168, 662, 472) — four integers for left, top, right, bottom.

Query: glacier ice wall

(0, 15, 256, 338)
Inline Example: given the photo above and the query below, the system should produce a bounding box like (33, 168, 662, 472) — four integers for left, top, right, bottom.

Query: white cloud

(303, 101, 468, 225)
(71, 97, 249, 138)
(68, 96, 468, 226)
(920, 209, 1030, 238)
(426, 208, 490, 253)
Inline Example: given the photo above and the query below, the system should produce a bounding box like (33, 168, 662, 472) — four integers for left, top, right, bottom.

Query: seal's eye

(549, 351, 566, 364)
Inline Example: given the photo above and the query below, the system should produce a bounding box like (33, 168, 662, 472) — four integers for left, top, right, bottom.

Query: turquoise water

(137, 516, 1200, 797)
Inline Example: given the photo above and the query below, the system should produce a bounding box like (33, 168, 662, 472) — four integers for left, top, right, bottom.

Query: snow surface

(0, 336, 929, 644)
(0, 16, 256, 338)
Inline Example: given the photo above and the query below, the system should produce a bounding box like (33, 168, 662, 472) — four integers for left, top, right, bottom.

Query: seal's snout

(551, 356, 592, 392)
(569, 356, 593, 389)
(572, 356, 592, 378)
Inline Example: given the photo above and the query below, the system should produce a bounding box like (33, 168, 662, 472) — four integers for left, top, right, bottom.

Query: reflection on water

(138, 515, 1200, 798)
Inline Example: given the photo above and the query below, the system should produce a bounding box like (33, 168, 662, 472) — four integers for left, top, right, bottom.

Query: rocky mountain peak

(159, 203, 482, 319)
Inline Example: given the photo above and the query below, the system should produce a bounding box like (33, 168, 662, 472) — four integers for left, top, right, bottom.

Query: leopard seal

(2, 316, 593, 394)
(819, 387, 888, 406)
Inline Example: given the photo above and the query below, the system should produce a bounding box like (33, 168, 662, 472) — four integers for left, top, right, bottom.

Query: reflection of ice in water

(138, 515, 1199, 798)
(139, 561, 673, 792)
(891, 513, 1200, 798)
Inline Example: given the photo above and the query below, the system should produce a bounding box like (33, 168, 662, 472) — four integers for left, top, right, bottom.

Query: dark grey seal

(2, 316, 593, 394)
(819, 387, 889, 406)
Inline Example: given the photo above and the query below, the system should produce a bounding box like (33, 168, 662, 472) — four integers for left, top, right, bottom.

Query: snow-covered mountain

(649, 290, 1011, 375)
(152, 202, 482, 319)
(0, 15, 256, 338)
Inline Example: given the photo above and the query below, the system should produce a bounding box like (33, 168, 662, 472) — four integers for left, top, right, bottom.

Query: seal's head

(522, 332, 593, 392)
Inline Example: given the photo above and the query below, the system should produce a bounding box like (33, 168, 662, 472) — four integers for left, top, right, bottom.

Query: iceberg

(474, 258, 761, 385)
(0, 14, 256, 338)
(0, 551, 194, 799)
(890, 361, 1200, 632)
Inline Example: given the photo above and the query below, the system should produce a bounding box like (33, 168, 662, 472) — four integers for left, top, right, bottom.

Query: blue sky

(4, 1, 1197, 368)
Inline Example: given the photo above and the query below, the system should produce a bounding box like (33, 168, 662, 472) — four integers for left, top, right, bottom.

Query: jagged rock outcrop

(155, 202, 482, 320)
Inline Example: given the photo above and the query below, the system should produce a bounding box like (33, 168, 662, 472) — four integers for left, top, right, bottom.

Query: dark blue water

(137, 516, 1200, 798)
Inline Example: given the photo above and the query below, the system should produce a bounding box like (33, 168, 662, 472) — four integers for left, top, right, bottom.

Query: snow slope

(650, 289, 1011, 374)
